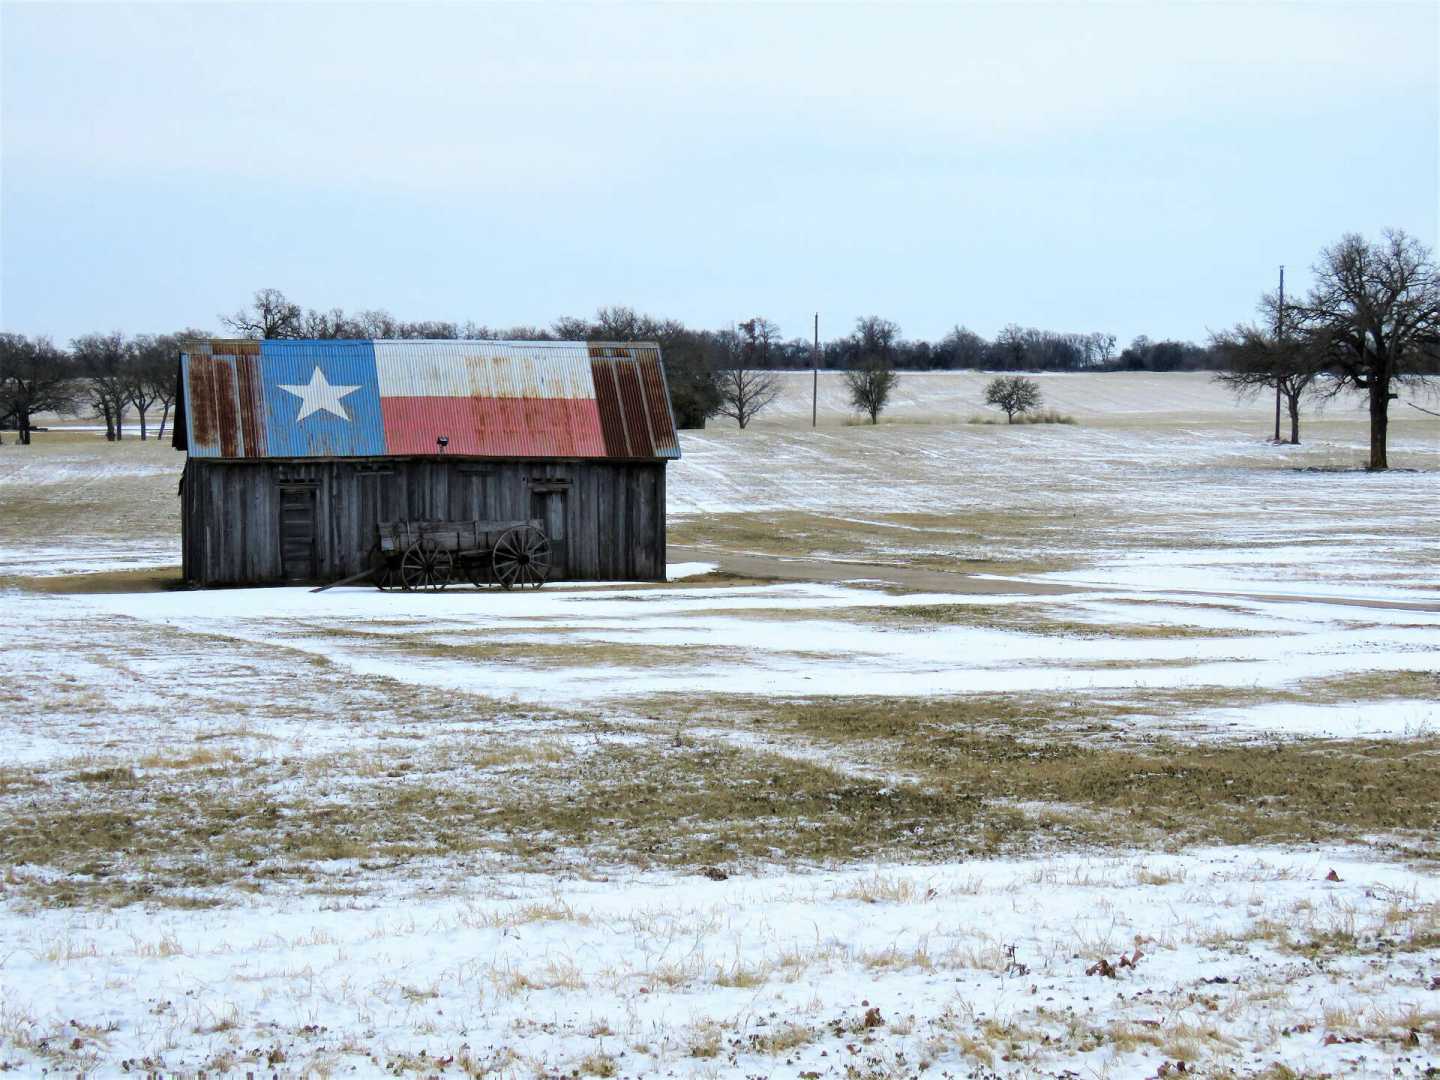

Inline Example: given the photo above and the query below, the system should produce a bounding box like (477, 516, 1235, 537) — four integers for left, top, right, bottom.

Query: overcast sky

(2, 2, 1436, 347)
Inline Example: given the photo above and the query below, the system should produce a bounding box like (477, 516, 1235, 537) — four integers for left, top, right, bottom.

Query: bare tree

(1288, 230, 1440, 470)
(737, 317, 782, 369)
(715, 365, 781, 430)
(843, 316, 901, 424)
(588, 306, 648, 341)
(222, 288, 304, 339)
(72, 332, 132, 440)
(0, 333, 77, 444)
(939, 326, 989, 369)
(852, 316, 900, 358)
(125, 334, 187, 440)
(351, 309, 399, 339)
(993, 325, 1029, 370)
(844, 358, 899, 424)
(301, 307, 352, 338)
(151, 351, 180, 440)
(1086, 332, 1118, 367)
(1213, 303, 1319, 445)
(984, 374, 1042, 423)
(123, 337, 160, 440)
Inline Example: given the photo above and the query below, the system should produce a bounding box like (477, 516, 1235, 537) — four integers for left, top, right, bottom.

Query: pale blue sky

(3, 2, 1436, 347)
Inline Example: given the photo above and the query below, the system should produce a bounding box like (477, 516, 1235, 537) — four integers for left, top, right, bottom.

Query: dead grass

(1248, 891, 1440, 958)
(1, 427, 136, 445)
(659, 694, 1440, 851)
(1, 567, 185, 594)
(966, 409, 1077, 425)
(383, 635, 751, 671)
(0, 447, 179, 559)
(11, 683, 1440, 908)
(1303, 668, 1440, 705)
(705, 599, 1260, 639)
(666, 510, 1087, 577)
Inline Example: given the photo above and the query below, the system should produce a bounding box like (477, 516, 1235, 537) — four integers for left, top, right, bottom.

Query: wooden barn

(173, 339, 680, 587)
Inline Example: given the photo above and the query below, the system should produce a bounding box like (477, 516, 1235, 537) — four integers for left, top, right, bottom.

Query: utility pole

(1274, 265, 1284, 443)
(812, 312, 819, 428)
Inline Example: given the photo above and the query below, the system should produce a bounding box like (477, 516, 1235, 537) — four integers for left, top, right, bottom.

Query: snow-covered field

(5, 850, 1437, 1078)
(2, 374, 1438, 1076)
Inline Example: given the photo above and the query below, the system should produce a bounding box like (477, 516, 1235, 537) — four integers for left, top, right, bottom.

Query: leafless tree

(124, 337, 160, 440)
(588, 306, 648, 341)
(397, 319, 460, 339)
(716, 365, 781, 429)
(993, 325, 1029, 370)
(1085, 332, 1118, 367)
(222, 288, 304, 339)
(72, 332, 132, 440)
(1287, 230, 1440, 469)
(125, 334, 188, 440)
(738, 317, 782, 369)
(852, 316, 900, 357)
(984, 374, 1042, 423)
(1212, 297, 1319, 445)
(844, 358, 899, 424)
(300, 307, 350, 338)
(351, 309, 400, 339)
(150, 349, 181, 440)
(0, 333, 77, 444)
(939, 326, 988, 369)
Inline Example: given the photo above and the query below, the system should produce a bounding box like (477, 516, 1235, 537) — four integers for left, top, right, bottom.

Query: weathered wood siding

(182, 458, 668, 586)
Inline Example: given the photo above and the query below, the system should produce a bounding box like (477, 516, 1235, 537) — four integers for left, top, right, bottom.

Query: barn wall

(182, 457, 667, 586)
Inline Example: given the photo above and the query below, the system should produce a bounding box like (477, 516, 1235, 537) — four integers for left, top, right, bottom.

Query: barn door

(278, 483, 319, 582)
(530, 484, 569, 581)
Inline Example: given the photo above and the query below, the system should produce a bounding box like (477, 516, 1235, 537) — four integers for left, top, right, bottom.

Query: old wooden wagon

(371, 518, 552, 590)
(173, 339, 680, 587)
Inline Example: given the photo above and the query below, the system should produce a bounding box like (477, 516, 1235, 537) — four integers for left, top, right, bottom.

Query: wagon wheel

(492, 526, 551, 590)
(399, 539, 453, 591)
(368, 544, 398, 591)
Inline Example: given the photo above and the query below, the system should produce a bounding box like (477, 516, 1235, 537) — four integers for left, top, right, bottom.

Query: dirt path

(667, 544, 1440, 614)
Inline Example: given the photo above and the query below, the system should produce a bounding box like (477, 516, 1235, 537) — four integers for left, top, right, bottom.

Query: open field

(2, 373, 1439, 1076)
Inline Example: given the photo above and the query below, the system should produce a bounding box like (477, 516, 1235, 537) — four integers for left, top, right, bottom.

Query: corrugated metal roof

(177, 339, 681, 461)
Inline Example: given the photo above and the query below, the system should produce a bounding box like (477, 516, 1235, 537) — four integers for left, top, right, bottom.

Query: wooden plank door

(278, 484, 318, 582)
(530, 487, 569, 580)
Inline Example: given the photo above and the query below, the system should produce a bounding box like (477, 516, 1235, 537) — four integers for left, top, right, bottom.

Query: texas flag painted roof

(175, 339, 680, 461)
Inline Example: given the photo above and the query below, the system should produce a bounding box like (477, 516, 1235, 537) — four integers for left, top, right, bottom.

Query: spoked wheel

(369, 545, 398, 591)
(492, 526, 551, 590)
(399, 539, 453, 591)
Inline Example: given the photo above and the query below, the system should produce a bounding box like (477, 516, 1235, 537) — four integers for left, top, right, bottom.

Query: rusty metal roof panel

(587, 344, 681, 460)
(637, 348, 681, 459)
(177, 338, 680, 461)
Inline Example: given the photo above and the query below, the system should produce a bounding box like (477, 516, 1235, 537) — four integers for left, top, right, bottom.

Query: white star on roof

(278, 366, 363, 423)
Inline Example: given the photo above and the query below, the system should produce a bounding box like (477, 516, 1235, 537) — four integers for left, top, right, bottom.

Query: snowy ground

(2, 374, 1439, 1076)
(33, 579, 1440, 738)
(4, 850, 1437, 1078)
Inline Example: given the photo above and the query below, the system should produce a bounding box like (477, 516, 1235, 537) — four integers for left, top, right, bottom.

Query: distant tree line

(218, 288, 1157, 374)
(9, 235, 1431, 448)
(206, 291, 1219, 427)
(0, 330, 197, 444)
(0, 287, 1221, 442)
